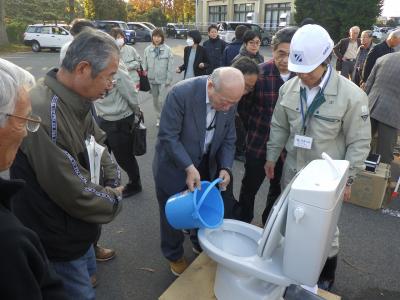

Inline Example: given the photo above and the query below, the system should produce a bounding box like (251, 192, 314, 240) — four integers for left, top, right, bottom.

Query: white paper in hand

(85, 135, 105, 184)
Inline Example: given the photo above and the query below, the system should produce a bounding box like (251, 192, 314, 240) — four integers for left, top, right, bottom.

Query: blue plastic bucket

(165, 178, 224, 230)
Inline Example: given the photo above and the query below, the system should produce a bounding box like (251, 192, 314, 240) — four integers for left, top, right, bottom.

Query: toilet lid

(257, 178, 292, 259)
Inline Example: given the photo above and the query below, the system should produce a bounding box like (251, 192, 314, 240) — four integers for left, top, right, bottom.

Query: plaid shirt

(354, 43, 374, 73)
(238, 59, 295, 160)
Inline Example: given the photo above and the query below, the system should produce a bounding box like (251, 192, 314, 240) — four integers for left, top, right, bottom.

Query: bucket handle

(195, 178, 222, 210)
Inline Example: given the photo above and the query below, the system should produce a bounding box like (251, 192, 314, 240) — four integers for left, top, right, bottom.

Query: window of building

(209, 5, 227, 23)
(234, 3, 255, 22)
(264, 3, 291, 30)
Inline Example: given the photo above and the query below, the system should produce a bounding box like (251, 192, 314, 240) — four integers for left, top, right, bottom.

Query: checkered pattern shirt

(354, 44, 374, 73)
(238, 59, 295, 160)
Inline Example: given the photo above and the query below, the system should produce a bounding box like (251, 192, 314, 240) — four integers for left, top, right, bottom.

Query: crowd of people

(0, 17, 399, 299)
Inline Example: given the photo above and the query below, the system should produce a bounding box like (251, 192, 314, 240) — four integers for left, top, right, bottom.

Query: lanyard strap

(299, 65, 332, 134)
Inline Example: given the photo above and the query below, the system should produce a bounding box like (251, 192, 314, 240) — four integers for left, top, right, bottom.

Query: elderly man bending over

(153, 67, 244, 276)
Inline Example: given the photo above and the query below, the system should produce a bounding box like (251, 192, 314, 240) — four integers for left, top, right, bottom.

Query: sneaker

(122, 184, 142, 198)
(95, 245, 116, 262)
(169, 257, 189, 276)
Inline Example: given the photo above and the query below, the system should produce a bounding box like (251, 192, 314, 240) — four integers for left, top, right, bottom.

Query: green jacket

(120, 44, 142, 84)
(143, 43, 174, 85)
(20, 69, 122, 224)
(267, 69, 371, 185)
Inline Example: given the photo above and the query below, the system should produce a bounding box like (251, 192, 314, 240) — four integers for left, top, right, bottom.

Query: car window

(41, 27, 51, 34)
(59, 28, 69, 35)
(97, 23, 107, 30)
(227, 23, 236, 31)
(120, 23, 128, 30)
(52, 27, 62, 35)
(104, 24, 114, 32)
(143, 22, 156, 30)
(250, 25, 261, 32)
(26, 26, 37, 33)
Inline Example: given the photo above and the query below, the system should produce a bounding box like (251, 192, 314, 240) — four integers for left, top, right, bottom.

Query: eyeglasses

(248, 40, 261, 46)
(5, 113, 42, 132)
(106, 78, 117, 87)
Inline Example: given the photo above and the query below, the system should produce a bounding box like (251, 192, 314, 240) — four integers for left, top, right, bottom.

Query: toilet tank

(283, 158, 349, 286)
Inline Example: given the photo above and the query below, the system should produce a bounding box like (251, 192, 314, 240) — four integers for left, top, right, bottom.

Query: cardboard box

(349, 163, 391, 210)
(160, 253, 341, 300)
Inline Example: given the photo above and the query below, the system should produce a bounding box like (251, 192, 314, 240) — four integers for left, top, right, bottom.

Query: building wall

(199, 0, 295, 29)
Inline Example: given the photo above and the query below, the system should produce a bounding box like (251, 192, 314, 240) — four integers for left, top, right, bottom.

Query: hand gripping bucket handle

(193, 178, 222, 215)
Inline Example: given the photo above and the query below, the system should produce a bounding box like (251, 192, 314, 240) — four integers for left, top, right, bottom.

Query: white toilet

(198, 154, 349, 300)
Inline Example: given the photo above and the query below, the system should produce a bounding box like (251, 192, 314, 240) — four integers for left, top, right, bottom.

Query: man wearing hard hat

(265, 25, 371, 290)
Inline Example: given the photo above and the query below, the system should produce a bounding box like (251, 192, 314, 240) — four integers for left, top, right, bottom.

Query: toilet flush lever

(294, 207, 305, 224)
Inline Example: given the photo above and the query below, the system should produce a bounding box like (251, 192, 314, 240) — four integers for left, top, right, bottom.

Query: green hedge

(6, 21, 28, 43)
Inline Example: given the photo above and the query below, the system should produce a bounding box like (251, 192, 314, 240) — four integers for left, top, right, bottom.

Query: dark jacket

(203, 37, 227, 73)
(232, 47, 264, 65)
(361, 40, 393, 83)
(222, 39, 243, 66)
(10, 69, 122, 261)
(333, 37, 361, 71)
(179, 45, 209, 77)
(0, 177, 67, 300)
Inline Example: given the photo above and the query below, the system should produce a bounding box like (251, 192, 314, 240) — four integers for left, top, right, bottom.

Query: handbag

(131, 111, 147, 156)
(138, 64, 151, 92)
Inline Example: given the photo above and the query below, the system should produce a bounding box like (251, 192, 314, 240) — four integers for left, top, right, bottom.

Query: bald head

(208, 67, 245, 111)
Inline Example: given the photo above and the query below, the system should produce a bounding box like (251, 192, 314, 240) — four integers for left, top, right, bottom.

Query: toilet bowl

(198, 154, 350, 300)
(198, 184, 291, 300)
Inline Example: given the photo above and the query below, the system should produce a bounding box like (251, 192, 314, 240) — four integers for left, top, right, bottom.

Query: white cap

(288, 24, 334, 73)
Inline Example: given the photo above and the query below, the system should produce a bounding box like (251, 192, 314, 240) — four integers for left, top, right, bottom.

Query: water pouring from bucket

(165, 178, 224, 230)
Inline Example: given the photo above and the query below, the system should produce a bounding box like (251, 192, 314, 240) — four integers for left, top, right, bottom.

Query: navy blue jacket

(203, 37, 227, 73)
(222, 39, 243, 66)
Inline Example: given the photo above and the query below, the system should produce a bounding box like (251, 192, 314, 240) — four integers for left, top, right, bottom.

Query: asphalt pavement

(1, 38, 400, 300)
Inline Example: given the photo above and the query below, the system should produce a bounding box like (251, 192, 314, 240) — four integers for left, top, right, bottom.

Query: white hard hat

(288, 24, 334, 73)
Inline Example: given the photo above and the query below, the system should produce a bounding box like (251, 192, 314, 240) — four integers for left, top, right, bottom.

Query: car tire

(145, 35, 151, 42)
(32, 41, 41, 52)
(262, 37, 270, 46)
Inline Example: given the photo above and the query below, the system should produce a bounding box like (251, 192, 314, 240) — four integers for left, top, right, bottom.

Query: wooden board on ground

(159, 253, 341, 300)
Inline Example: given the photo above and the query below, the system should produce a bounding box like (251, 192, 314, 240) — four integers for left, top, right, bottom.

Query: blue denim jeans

(51, 245, 96, 300)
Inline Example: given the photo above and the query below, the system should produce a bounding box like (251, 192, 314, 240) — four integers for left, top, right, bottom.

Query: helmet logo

(293, 51, 304, 63)
(323, 45, 330, 55)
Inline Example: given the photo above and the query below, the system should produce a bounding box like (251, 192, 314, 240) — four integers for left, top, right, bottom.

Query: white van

(24, 24, 73, 52)
(217, 21, 271, 45)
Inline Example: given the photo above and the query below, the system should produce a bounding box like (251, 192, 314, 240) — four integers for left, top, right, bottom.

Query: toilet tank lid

(290, 159, 349, 209)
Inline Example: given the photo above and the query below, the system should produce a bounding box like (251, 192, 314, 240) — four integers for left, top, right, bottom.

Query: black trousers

(238, 153, 283, 225)
(235, 115, 246, 155)
(98, 114, 141, 187)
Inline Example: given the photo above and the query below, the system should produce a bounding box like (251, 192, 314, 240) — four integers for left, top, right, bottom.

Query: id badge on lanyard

(294, 66, 331, 150)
